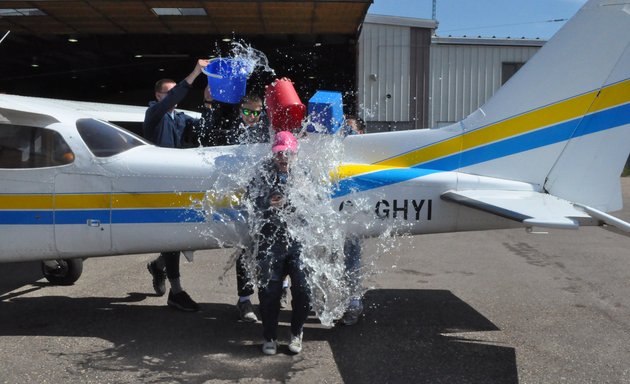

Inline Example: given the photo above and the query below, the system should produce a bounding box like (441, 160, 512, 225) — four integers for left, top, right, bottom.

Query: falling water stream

(191, 42, 409, 326)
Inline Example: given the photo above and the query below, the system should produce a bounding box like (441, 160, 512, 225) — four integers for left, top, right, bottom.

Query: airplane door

(54, 174, 112, 254)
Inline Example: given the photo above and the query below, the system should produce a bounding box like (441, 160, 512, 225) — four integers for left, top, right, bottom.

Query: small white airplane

(1, 0, 629, 286)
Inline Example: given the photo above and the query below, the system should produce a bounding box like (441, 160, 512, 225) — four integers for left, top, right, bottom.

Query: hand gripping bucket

(264, 78, 305, 131)
(203, 58, 252, 104)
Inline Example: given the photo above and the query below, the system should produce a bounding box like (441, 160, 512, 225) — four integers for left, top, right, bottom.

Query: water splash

(260, 130, 411, 326)
(284, 133, 348, 325)
(229, 40, 276, 77)
(195, 146, 267, 250)
(192, 126, 412, 326)
(191, 42, 409, 324)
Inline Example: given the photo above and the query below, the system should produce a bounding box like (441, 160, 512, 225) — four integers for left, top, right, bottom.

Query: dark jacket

(246, 160, 293, 252)
(142, 80, 195, 148)
(190, 102, 271, 147)
(224, 113, 271, 145)
(186, 105, 225, 147)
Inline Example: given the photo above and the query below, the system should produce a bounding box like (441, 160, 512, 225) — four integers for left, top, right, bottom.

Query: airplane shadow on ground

(0, 261, 44, 296)
(0, 280, 517, 383)
(314, 289, 518, 384)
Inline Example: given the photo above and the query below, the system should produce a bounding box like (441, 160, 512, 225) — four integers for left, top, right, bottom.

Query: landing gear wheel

(41, 258, 83, 285)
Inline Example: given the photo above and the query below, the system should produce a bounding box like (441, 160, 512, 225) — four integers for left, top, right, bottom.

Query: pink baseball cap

(272, 130, 298, 153)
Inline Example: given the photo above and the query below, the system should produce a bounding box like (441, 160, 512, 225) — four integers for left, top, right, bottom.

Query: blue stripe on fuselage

(423, 102, 630, 170)
(333, 102, 630, 198)
(111, 209, 206, 223)
(332, 168, 441, 198)
(0, 209, 208, 225)
(0, 211, 54, 225)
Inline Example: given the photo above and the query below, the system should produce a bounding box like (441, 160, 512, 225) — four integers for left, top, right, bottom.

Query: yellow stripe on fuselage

(113, 192, 239, 209)
(375, 79, 630, 168)
(56, 194, 111, 209)
(0, 192, 237, 210)
(332, 164, 401, 181)
(590, 78, 630, 112)
(460, 91, 595, 151)
(112, 192, 206, 209)
(0, 194, 53, 209)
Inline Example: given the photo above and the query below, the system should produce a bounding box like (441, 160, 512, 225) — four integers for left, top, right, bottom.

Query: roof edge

(432, 36, 546, 47)
(365, 14, 437, 29)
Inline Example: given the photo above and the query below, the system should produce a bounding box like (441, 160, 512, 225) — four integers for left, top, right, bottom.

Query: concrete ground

(1, 179, 629, 384)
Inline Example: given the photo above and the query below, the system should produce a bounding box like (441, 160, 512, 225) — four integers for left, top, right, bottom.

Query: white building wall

(358, 22, 411, 122)
(429, 39, 542, 128)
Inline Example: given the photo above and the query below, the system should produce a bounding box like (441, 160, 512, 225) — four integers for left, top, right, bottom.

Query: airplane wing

(0, 94, 201, 122)
(56, 99, 202, 122)
(44, 98, 151, 122)
(442, 190, 591, 230)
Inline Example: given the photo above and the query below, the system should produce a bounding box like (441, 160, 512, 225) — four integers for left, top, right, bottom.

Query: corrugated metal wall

(358, 18, 543, 132)
(429, 41, 541, 127)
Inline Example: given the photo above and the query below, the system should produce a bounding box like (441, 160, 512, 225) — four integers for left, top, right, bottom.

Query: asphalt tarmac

(1, 179, 629, 384)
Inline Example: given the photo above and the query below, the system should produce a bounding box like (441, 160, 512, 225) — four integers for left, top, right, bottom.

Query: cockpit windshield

(76, 118, 147, 157)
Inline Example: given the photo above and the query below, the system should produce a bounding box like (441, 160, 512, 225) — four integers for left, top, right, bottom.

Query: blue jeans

(257, 242, 310, 341)
(344, 236, 362, 300)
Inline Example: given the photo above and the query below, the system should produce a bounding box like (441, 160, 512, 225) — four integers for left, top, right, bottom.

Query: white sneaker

(288, 332, 303, 354)
(262, 339, 277, 355)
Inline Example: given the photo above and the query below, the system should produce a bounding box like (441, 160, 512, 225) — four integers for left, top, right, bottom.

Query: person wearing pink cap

(244, 130, 310, 355)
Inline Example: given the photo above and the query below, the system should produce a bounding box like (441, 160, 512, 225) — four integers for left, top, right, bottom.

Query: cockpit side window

(76, 118, 146, 157)
(0, 124, 74, 169)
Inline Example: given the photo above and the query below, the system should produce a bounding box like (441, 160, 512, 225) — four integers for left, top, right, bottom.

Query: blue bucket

(203, 58, 251, 104)
(307, 90, 344, 134)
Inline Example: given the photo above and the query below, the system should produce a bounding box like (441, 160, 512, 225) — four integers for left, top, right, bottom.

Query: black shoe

(236, 299, 258, 322)
(167, 290, 199, 312)
(340, 301, 363, 326)
(147, 262, 166, 296)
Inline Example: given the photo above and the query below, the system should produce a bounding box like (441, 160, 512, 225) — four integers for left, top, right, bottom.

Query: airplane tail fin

(457, 1, 630, 212)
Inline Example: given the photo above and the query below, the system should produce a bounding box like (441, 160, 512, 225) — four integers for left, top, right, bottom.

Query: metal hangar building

(0, 0, 372, 112)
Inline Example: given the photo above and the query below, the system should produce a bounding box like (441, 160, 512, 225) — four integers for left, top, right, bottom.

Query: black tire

(41, 258, 83, 285)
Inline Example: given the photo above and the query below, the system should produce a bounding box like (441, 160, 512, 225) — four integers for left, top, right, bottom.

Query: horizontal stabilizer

(441, 190, 593, 229)
(574, 203, 630, 235)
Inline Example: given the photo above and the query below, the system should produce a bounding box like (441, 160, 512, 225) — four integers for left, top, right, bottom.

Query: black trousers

(236, 249, 255, 297)
(152, 251, 180, 280)
(257, 243, 310, 341)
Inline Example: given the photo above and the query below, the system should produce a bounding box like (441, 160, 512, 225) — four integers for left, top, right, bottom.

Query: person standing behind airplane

(226, 93, 274, 323)
(191, 90, 272, 323)
(339, 116, 366, 325)
(225, 93, 271, 145)
(188, 90, 271, 147)
(143, 58, 209, 312)
(181, 85, 223, 147)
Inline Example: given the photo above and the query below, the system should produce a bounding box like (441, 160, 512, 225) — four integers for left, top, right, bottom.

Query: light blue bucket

(306, 90, 344, 134)
(203, 58, 252, 104)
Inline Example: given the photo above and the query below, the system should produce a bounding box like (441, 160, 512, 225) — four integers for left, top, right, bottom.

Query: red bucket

(264, 78, 305, 131)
